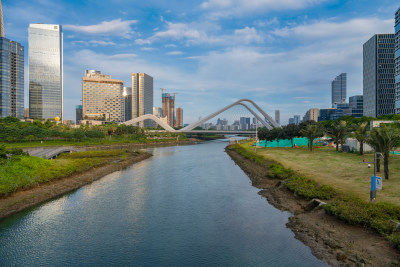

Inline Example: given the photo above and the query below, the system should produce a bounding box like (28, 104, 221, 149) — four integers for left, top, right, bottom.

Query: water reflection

(0, 141, 326, 266)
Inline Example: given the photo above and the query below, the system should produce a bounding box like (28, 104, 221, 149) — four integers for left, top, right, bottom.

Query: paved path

(24, 147, 76, 159)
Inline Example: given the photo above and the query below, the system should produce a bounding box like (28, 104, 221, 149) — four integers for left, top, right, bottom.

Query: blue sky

(3, 0, 400, 124)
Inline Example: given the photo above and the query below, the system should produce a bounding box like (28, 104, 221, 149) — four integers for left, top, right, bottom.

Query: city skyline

(2, 0, 399, 123)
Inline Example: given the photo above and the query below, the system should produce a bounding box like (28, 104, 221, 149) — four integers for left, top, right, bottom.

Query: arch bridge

(122, 99, 280, 133)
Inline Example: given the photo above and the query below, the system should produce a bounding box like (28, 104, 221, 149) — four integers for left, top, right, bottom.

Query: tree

(299, 123, 324, 151)
(283, 124, 300, 148)
(367, 125, 400, 179)
(327, 121, 349, 152)
(353, 122, 369, 155)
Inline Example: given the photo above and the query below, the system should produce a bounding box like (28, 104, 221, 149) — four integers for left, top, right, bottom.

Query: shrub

(267, 163, 294, 179)
(284, 175, 336, 200)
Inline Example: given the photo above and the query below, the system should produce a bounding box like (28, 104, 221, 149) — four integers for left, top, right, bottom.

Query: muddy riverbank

(0, 152, 152, 221)
(225, 146, 400, 266)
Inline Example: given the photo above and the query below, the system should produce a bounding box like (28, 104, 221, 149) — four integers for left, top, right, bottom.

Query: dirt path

(226, 146, 400, 267)
(0, 153, 152, 221)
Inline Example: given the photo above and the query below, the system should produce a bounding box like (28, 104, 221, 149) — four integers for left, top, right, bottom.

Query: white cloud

(200, 0, 326, 18)
(64, 19, 137, 38)
(141, 47, 157, 51)
(71, 40, 116, 47)
(167, 51, 184, 55)
(272, 18, 394, 41)
(107, 53, 137, 59)
(135, 21, 264, 46)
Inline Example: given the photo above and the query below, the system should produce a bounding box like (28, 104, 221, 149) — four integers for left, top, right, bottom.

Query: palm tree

(327, 121, 349, 152)
(299, 123, 324, 151)
(353, 122, 369, 155)
(367, 125, 400, 179)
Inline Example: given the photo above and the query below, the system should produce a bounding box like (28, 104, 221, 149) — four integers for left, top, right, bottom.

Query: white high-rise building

(132, 73, 153, 127)
(29, 24, 63, 120)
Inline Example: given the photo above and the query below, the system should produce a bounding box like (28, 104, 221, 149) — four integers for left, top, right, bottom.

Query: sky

(3, 0, 400, 124)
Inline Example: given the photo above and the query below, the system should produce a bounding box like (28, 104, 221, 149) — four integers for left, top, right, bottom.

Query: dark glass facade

(29, 24, 63, 120)
(75, 105, 82, 124)
(318, 108, 336, 121)
(363, 34, 395, 117)
(395, 8, 400, 113)
(347, 95, 363, 118)
(0, 37, 24, 119)
(331, 73, 346, 107)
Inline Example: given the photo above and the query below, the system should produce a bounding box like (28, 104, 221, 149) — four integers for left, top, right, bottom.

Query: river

(0, 140, 326, 266)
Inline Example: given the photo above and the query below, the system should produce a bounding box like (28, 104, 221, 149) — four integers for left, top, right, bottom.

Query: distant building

(175, 107, 183, 127)
(0, 1, 24, 119)
(75, 105, 83, 124)
(123, 87, 132, 121)
(331, 103, 350, 120)
(318, 108, 336, 121)
(275, 110, 280, 124)
(332, 73, 347, 107)
(363, 34, 395, 117)
(288, 118, 295, 124)
(29, 24, 63, 120)
(395, 8, 400, 113)
(240, 117, 250, 130)
(82, 70, 124, 122)
(346, 95, 363, 118)
(294, 115, 301, 125)
(153, 107, 164, 117)
(303, 108, 319, 122)
(132, 73, 153, 127)
(24, 108, 29, 119)
(162, 93, 175, 127)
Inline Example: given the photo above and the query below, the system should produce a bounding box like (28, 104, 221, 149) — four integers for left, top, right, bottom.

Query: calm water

(0, 140, 326, 266)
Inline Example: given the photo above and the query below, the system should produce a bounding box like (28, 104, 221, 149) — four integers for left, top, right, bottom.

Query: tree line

(257, 115, 400, 180)
(0, 117, 184, 143)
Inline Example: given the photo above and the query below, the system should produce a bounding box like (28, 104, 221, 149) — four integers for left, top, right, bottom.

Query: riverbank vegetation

(0, 149, 144, 196)
(230, 142, 400, 249)
(0, 117, 187, 148)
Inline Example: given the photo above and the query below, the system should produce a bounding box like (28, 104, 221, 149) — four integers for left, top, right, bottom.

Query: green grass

(0, 150, 138, 196)
(2, 136, 189, 149)
(233, 142, 400, 248)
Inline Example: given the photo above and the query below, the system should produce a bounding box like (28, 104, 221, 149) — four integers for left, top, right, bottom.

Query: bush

(231, 144, 266, 165)
(324, 197, 400, 235)
(267, 163, 294, 179)
(284, 175, 336, 200)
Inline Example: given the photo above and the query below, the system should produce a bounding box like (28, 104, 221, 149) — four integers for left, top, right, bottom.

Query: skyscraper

(395, 8, 400, 114)
(0, 0, 24, 119)
(175, 107, 183, 127)
(29, 24, 63, 120)
(363, 34, 395, 117)
(82, 70, 124, 122)
(123, 87, 132, 121)
(132, 73, 153, 127)
(162, 93, 175, 127)
(274, 110, 280, 125)
(332, 73, 346, 107)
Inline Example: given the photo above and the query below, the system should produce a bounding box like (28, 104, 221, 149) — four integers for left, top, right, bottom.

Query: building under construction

(162, 93, 175, 127)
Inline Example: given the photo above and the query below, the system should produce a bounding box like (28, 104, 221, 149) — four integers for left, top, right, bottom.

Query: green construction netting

(255, 137, 316, 147)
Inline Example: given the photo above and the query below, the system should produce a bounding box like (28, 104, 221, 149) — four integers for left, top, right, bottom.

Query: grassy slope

(244, 143, 400, 205)
(0, 150, 135, 196)
(2, 136, 188, 149)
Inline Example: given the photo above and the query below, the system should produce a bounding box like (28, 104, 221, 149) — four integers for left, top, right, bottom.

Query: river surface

(0, 140, 326, 266)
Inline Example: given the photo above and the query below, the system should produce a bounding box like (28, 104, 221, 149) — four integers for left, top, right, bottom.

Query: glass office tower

(331, 73, 346, 107)
(395, 8, 400, 113)
(0, 38, 24, 119)
(363, 34, 395, 117)
(29, 24, 63, 120)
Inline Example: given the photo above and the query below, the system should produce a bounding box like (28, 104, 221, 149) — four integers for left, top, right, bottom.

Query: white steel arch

(122, 114, 177, 132)
(180, 99, 279, 132)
